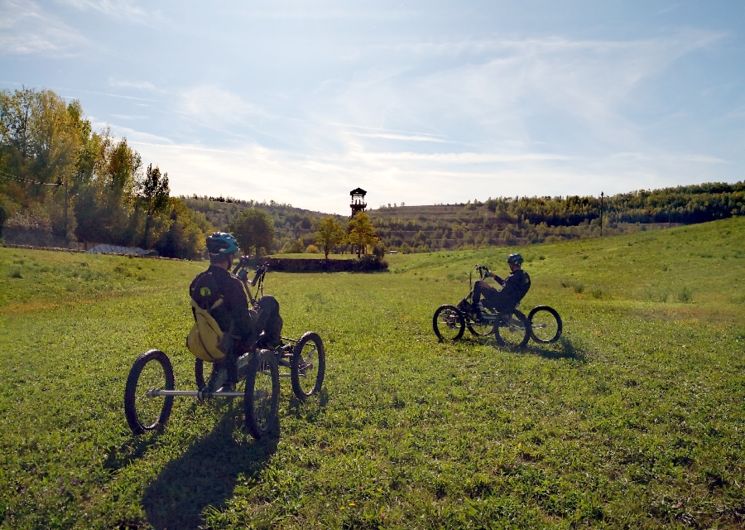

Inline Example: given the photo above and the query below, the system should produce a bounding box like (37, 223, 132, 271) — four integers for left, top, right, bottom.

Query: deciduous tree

(315, 216, 345, 259)
(231, 208, 274, 257)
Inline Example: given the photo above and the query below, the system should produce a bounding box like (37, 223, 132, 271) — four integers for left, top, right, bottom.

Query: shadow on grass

(462, 335, 588, 362)
(523, 337, 588, 362)
(287, 387, 329, 420)
(104, 434, 161, 472)
(141, 408, 278, 530)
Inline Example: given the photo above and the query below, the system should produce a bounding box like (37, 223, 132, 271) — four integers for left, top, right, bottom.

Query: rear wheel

(495, 310, 530, 350)
(433, 305, 465, 342)
(291, 332, 326, 400)
(244, 350, 280, 439)
(124, 350, 174, 435)
(528, 305, 563, 343)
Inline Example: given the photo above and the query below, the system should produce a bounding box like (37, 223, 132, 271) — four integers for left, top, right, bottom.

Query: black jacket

(496, 269, 531, 306)
(189, 265, 254, 343)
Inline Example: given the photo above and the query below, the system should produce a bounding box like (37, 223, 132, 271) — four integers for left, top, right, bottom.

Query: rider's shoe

(220, 382, 235, 393)
(470, 303, 483, 322)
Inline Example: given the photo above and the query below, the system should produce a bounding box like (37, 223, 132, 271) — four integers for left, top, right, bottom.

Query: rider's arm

(492, 273, 504, 285)
(224, 277, 255, 341)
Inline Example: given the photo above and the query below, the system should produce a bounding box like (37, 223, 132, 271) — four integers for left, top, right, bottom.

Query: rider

(470, 253, 531, 318)
(190, 232, 283, 390)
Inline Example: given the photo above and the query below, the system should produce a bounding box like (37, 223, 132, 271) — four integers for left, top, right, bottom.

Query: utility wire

(0, 168, 60, 186)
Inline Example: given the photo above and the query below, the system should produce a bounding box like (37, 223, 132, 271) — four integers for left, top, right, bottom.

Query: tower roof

(350, 187, 367, 196)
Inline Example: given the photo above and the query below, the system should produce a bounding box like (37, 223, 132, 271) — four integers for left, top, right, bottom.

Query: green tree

(155, 198, 212, 259)
(348, 211, 378, 257)
(315, 216, 345, 259)
(137, 163, 170, 247)
(231, 208, 274, 257)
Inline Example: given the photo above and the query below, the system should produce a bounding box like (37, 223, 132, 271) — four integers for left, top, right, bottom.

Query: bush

(305, 244, 320, 254)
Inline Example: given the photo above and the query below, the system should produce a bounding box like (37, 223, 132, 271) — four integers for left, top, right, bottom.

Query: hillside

(183, 182, 744, 254)
(1, 217, 743, 528)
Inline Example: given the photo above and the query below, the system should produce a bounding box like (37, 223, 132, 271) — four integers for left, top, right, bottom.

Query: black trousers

(222, 295, 284, 383)
(472, 280, 514, 313)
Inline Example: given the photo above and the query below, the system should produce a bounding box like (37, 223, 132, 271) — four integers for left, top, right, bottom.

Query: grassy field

(1, 218, 744, 529)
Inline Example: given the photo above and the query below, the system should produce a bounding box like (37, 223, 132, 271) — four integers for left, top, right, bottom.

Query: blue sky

(1, 0, 744, 214)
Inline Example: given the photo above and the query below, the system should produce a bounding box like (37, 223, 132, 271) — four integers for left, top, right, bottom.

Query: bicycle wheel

(467, 306, 498, 337)
(494, 310, 530, 350)
(433, 305, 465, 342)
(291, 332, 326, 400)
(244, 350, 280, 439)
(528, 305, 563, 344)
(124, 350, 174, 435)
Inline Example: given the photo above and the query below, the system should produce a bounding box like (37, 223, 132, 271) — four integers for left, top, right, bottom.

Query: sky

(1, 0, 744, 214)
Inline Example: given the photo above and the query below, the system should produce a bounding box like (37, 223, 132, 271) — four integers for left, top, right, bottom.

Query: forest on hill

(185, 182, 744, 253)
(2, 88, 742, 257)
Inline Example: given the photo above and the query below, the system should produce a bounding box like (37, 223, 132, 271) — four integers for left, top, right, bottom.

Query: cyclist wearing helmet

(471, 253, 531, 317)
(189, 232, 283, 390)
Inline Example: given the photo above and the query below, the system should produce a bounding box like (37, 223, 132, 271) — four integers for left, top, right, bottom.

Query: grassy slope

(1, 218, 743, 529)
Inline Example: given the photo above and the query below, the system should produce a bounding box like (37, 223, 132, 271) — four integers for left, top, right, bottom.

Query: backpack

(186, 298, 227, 362)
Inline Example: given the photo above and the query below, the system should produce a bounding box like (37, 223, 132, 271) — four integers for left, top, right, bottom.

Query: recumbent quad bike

(432, 264, 562, 349)
(124, 258, 326, 440)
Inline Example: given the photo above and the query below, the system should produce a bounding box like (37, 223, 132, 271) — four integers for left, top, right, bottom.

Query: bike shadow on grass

(286, 387, 329, 421)
(464, 336, 588, 363)
(141, 406, 278, 530)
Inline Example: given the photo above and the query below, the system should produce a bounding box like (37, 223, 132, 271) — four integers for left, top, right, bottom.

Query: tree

(137, 163, 170, 247)
(231, 208, 274, 257)
(315, 216, 345, 259)
(347, 211, 378, 258)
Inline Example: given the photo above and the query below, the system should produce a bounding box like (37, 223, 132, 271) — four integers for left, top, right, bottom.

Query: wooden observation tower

(350, 188, 367, 218)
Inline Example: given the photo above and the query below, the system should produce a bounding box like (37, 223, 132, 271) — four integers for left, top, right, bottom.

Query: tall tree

(231, 208, 274, 257)
(348, 211, 378, 257)
(315, 216, 345, 259)
(137, 163, 170, 247)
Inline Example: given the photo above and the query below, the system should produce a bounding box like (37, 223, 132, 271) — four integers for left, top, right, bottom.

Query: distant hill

(183, 196, 346, 253)
(183, 181, 744, 253)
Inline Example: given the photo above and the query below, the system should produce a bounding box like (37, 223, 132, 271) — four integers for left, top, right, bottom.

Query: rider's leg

(472, 281, 501, 315)
(253, 296, 283, 348)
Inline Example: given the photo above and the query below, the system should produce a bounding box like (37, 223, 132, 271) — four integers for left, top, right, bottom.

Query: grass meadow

(1, 218, 744, 529)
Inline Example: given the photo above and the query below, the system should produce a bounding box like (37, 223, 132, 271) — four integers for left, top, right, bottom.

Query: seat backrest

(186, 298, 226, 362)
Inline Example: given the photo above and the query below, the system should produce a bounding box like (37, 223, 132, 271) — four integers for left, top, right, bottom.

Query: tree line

(0, 87, 212, 258)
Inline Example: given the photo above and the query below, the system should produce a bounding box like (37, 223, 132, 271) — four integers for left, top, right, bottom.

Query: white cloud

(179, 85, 270, 129)
(123, 129, 731, 214)
(0, 0, 88, 56)
(108, 77, 163, 93)
(55, 0, 156, 23)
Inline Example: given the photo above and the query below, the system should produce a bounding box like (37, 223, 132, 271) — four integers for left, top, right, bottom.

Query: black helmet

(507, 253, 523, 266)
(206, 232, 239, 256)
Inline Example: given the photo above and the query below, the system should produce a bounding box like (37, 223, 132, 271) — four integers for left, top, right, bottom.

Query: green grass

(1, 218, 744, 528)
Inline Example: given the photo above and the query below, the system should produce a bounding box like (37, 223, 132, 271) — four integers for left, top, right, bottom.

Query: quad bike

(124, 259, 326, 440)
(432, 264, 562, 349)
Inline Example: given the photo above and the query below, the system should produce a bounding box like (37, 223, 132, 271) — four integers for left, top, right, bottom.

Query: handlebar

(232, 257, 269, 303)
(474, 264, 491, 280)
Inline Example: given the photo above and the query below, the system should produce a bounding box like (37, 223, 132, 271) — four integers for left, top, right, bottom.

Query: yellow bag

(186, 298, 226, 362)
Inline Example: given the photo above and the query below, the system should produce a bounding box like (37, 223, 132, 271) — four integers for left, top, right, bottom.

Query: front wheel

(124, 350, 174, 435)
(528, 306, 563, 343)
(291, 332, 326, 400)
(433, 305, 465, 342)
(495, 310, 530, 350)
(244, 350, 280, 439)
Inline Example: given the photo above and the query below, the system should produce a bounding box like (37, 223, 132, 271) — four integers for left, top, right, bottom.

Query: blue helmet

(507, 253, 524, 266)
(206, 232, 239, 256)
